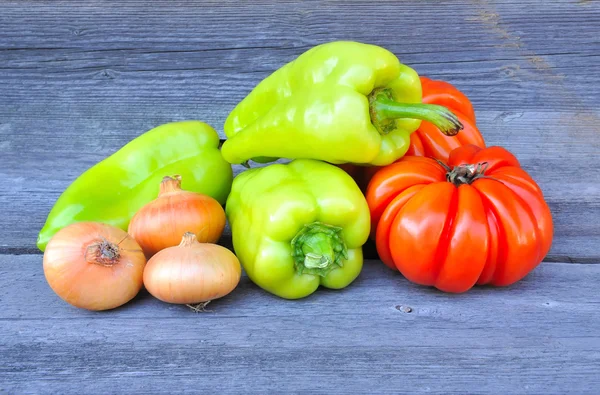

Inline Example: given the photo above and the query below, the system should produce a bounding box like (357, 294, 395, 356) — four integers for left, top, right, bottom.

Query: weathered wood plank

(1, 255, 599, 393)
(1, 1, 598, 115)
(2, 111, 598, 260)
(1, 0, 599, 261)
(2, 1, 599, 393)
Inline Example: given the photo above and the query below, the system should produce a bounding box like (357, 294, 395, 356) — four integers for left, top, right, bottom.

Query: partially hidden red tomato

(406, 77, 485, 161)
(366, 144, 554, 293)
(339, 77, 485, 192)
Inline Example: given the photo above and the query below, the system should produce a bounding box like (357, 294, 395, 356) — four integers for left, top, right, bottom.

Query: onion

(143, 232, 241, 305)
(43, 222, 146, 311)
(128, 175, 226, 257)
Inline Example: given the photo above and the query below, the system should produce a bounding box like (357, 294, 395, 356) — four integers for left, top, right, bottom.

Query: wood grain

(1, 0, 599, 261)
(2, 2, 599, 393)
(1, 255, 599, 393)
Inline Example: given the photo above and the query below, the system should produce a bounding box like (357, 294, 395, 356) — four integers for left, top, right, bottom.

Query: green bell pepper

(37, 121, 232, 251)
(225, 159, 370, 299)
(222, 41, 463, 167)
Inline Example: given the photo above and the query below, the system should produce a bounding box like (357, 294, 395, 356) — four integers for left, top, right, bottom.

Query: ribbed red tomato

(366, 144, 553, 293)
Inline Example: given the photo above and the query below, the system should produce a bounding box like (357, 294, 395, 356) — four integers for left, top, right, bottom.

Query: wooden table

(1, 1, 599, 393)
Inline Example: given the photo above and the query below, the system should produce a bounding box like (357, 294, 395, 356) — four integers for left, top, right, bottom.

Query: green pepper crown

(369, 88, 464, 136)
(291, 222, 349, 277)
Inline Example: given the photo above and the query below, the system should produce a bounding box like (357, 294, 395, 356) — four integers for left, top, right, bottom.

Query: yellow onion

(43, 222, 146, 311)
(128, 175, 226, 257)
(143, 232, 241, 305)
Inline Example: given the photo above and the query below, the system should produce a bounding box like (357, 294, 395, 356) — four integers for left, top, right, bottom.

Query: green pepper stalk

(225, 159, 370, 299)
(222, 41, 463, 167)
(368, 88, 462, 136)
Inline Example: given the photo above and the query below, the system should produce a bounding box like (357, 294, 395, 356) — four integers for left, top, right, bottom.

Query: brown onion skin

(128, 175, 226, 257)
(143, 233, 241, 304)
(43, 222, 146, 311)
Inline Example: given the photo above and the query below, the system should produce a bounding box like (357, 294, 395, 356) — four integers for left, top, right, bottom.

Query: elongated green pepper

(222, 41, 463, 167)
(226, 159, 370, 299)
(37, 121, 233, 251)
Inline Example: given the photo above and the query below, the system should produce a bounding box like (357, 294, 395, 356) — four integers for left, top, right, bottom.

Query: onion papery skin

(143, 233, 241, 305)
(43, 222, 146, 311)
(128, 175, 226, 257)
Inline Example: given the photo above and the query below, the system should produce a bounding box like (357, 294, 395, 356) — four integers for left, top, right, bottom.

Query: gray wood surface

(1, 1, 600, 393)
(1, 0, 599, 261)
(1, 255, 599, 394)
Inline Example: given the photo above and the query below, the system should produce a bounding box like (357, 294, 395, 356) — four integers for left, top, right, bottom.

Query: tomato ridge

(431, 185, 459, 285)
(478, 198, 504, 285)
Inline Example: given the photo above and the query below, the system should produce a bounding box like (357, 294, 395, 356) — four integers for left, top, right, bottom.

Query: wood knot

(395, 305, 413, 313)
(101, 69, 116, 79)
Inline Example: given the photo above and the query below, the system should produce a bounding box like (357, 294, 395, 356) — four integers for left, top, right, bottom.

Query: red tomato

(366, 145, 553, 293)
(339, 77, 485, 192)
(407, 77, 485, 162)
(420, 76, 477, 123)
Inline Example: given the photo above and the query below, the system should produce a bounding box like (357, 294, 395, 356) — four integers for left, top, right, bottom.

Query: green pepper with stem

(225, 159, 370, 299)
(37, 121, 233, 251)
(222, 41, 463, 167)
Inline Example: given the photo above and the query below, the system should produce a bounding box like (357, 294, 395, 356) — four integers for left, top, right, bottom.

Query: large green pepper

(222, 41, 462, 167)
(37, 121, 232, 251)
(226, 159, 370, 299)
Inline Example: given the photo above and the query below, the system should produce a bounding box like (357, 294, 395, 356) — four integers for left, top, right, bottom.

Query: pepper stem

(290, 222, 348, 277)
(369, 88, 463, 136)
